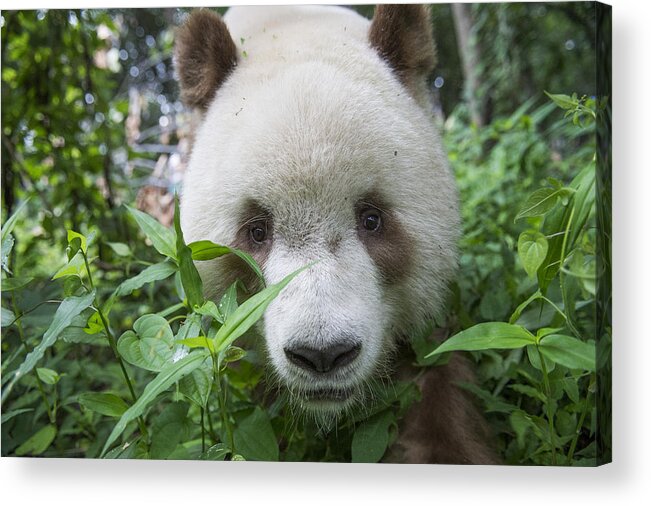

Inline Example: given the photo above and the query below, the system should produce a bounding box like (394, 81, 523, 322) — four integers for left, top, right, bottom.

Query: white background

(1, 0, 649, 504)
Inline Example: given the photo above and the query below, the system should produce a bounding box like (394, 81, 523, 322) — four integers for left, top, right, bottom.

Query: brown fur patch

(356, 193, 413, 284)
(174, 10, 238, 110)
(219, 200, 272, 294)
(385, 345, 499, 464)
(368, 5, 437, 103)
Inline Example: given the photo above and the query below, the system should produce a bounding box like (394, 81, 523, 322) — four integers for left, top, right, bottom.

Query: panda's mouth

(301, 386, 355, 403)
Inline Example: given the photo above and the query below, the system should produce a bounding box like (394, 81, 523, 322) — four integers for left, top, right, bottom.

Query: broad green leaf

(117, 314, 175, 372)
(538, 334, 596, 371)
(67, 229, 88, 254)
(426, 322, 535, 357)
(195, 300, 223, 324)
(518, 231, 549, 277)
(15, 424, 57, 456)
(537, 163, 595, 292)
(516, 188, 570, 220)
(178, 354, 213, 407)
(1, 198, 30, 243)
(114, 261, 177, 297)
(213, 264, 310, 353)
(1, 306, 15, 327)
(36, 367, 60, 385)
(218, 282, 239, 320)
(1, 408, 34, 424)
(223, 346, 246, 363)
(526, 345, 556, 373)
(189, 240, 265, 285)
(3, 291, 95, 401)
(106, 242, 132, 257)
(1, 276, 34, 292)
(233, 407, 279, 461)
(101, 350, 208, 457)
(126, 205, 177, 259)
(1, 234, 15, 273)
(173, 197, 203, 309)
(52, 250, 86, 280)
(78, 392, 129, 417)
(189, 240, 231, 260)
(351, 410, 394, 463)
(150, 402, 192, 459)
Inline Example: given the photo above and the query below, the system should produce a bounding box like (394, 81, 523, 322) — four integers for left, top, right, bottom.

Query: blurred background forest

(1, 3, 604, 464)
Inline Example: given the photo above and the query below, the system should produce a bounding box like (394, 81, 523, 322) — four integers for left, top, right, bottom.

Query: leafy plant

(437, 92, 603, 465)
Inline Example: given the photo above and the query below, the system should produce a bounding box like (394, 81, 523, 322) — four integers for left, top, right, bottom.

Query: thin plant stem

(536, 344, 557, 465)
(201, 407, 206, 454)
(81, 249, 149, 440)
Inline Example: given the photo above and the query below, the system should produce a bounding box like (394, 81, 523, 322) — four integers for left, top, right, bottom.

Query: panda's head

(175, 6, 460, 420)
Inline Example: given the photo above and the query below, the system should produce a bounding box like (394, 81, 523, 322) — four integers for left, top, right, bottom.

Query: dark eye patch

(355, 192, 413, 284)
(219, 200, 273, 292)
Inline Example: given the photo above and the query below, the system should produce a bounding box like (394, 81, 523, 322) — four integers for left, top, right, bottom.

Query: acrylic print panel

(0, 2, 611, 466)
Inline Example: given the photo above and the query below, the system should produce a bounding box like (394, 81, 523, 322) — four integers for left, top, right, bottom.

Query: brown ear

(174, 10, 238, 110)
(369, 4, 436, 101)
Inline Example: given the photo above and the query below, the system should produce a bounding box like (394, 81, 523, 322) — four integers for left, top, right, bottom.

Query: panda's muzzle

(283, 342, 361, 374)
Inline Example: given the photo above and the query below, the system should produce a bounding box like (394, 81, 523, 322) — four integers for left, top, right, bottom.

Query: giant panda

(175, 4, 495, 464)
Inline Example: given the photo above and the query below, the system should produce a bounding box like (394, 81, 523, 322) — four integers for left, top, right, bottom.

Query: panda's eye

(360, 209, 382, 232)
(249, 221, 268, 243)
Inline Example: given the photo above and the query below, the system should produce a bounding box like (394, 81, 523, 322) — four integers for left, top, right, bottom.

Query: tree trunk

(452, 3, 485, 127)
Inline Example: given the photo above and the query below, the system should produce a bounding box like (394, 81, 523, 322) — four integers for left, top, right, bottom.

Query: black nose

(284, 342, 361, 373)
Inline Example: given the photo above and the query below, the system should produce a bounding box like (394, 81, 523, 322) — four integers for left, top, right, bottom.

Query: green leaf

(233, 407, 279, 461)
(1, 306, 15, 327)
(538, 334, 596, 371)
(201, 443, 230, 461)
(36, 367, 60, 385)
(188, 240, 231, 260)
(516, 188, 570, 220)
(78, 392, 129, 417)
(351, 410, 395, 463)
(526, 345, 556, 373)
(3, 291, 95, 402)
(67, 229, 88, 255)
(117, 314, 175, 372)
(52, 250, 85, 280)
(106, 242, 132, 257)
(173, 197, 203, 308)
(218, 282, 239, 320)
(1, 234, 15, 273)
(114, 261, 177, 297)
(150, 402, 192, 459)
(426, 322, 535, 357)
(126, 205, 177, 260)
(15, 424, 57, 456)
(1, 276, 34, 292)
(518, 230, 549, 277)
(213, 264, 310, 353)
(545, 91, 577, 110)
(189, 240, 266, 285)
(178, 354, 213, 407)
(1, 408, 34, 424)
(1, 198, 30, 243)
(101, 350, 208, 457)
(195, 300, 223, 324)
(509, 290, 543, 324)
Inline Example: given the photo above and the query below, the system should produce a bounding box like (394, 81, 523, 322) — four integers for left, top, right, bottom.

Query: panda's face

(177, 6, 461, 421)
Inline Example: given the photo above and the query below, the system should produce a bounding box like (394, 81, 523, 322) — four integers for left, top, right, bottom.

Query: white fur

(181, 6, 460, 415)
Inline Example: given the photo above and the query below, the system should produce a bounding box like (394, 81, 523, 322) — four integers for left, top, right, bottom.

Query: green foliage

(441, 92, 602, 465)
(1, 6, 602, 465)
